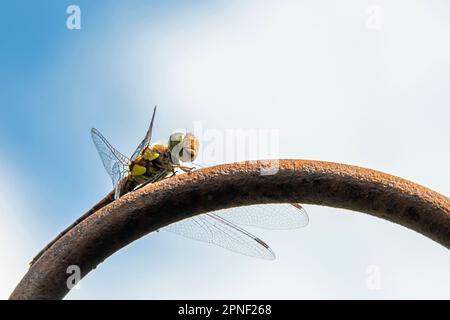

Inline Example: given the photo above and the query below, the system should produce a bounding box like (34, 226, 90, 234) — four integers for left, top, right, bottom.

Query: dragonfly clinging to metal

(30, 106, 309, 266)
(90, 106, 199, 200)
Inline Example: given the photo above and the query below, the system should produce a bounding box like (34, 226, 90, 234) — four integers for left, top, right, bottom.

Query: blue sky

(1, 0, 449, 299)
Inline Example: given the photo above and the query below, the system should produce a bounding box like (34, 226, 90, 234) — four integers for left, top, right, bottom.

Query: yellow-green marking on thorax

(131, 164, 147, 176)
(143, 149, 160, 161)
(130, 148, 161, 178)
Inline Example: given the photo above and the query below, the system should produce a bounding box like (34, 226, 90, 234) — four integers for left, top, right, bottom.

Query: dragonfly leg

(178, 165, 196, 173)
(133, 170, 168, 191)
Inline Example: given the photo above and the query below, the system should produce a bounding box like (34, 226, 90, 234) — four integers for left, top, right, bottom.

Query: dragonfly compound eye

(182, 133, 199, 162)
(168, 132, 185, 150)
(168, 132, 199, 163)
(168, 132, 185, 164)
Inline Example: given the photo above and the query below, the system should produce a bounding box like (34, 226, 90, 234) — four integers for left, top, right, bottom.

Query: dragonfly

(90, 106, 199, 200)
(30, 107, 309, 266)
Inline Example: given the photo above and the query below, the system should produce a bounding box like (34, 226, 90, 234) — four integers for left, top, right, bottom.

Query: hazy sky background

(0, 0, 449, 299)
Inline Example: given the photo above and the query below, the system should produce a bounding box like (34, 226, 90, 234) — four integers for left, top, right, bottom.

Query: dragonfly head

(168, 132, 199, 164)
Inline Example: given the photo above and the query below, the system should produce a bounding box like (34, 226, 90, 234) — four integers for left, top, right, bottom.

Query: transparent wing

(131, 106, 157, 161)
(91, 128, 129, 190)
(214, 203, 309, 230)
(163, 213, 275, 260)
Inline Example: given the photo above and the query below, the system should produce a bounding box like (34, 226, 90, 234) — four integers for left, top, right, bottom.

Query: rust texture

(9, 160, 450, 300)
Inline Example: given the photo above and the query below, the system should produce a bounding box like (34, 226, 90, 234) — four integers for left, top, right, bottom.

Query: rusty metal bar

(9, 160, 450, 300)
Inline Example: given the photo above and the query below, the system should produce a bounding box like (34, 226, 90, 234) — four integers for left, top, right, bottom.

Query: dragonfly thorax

(129, 144, 172, 182)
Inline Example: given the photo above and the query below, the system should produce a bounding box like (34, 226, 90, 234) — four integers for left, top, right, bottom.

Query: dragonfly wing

(214, 203, 309, 229)
(131, 106, 157, 161)
(91, 128, 129, 190)
(163, 213, 275, 260)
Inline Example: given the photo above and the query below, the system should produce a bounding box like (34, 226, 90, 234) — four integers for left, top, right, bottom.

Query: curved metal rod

(9, 160, 450, 300)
